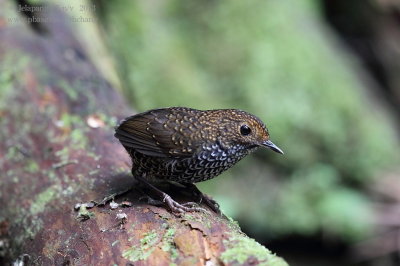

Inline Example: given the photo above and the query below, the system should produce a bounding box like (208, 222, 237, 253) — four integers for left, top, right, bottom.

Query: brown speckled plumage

(115, 107, 283, 213)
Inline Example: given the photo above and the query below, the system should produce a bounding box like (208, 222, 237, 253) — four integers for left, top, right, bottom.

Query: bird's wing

(114, 108, 203, 158)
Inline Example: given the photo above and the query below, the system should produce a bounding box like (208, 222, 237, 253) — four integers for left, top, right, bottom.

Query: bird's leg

(135, 175, 205, 213)
(183, 183, 221, 214)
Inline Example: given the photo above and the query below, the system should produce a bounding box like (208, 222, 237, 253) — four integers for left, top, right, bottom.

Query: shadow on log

(0, 1, 287, 265)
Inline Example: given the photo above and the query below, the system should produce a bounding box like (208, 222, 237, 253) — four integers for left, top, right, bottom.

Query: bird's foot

(199, 193, 221, 214)
(184, 183, 221, 214)
(162, 194, 207, 213)
(135, 175, 210, 214)
(140, 195, 207, 213)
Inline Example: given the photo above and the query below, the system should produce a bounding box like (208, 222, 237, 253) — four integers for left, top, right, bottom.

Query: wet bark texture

(0, 1, 287, 265)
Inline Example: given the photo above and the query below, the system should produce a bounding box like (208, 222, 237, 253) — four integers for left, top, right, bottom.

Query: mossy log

(0, 1, 287, 265)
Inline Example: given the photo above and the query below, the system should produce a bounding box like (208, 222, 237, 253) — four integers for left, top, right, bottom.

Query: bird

(115, 107, 283, 213)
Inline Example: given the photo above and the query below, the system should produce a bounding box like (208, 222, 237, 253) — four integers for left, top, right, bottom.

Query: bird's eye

(240, 125, 251, 136)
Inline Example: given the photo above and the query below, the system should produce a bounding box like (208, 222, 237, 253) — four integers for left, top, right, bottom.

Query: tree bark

(0, 1, 287, 265)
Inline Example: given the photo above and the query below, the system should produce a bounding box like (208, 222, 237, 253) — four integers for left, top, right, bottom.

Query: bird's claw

(200, 194, 221, 214)
(189, 187, 221, 214)
(163, 194, 207, 213)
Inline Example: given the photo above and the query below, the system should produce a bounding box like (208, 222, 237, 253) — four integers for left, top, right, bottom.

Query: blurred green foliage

(95, 0, 399, 241)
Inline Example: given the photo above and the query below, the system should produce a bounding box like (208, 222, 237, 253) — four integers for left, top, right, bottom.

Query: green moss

(59, 113, 87, 128)
(225, 216, 241, 233)
(5, 147, 25, 163)
(24, 160, 40, 173)
(11, 214, 38, 247)
(70, 128, 88, 149)
(13, 186, 59, 244)
(123, 229, 159, 261)
(123, 226, 179, 262)
(141, 230, 159, 246)
(182, 212, 212, 229)
(86, 151, 101, 161)
(29, 186, 57, 215)
(221, 234, 288, 266)
(89, 169, 99, 175)
(76, 204, 95, 220)
(161, 227, 178, 260)
(47, 170, 57, 181)
(55, 147, 69, 160)
(61, 185, 75, 196)
(182, 214, 194, 221)
(56, 113, 89, 150)
(97, 113, 118, 128)
(24, 217, 43, 240)
(58, 79, 79, 101)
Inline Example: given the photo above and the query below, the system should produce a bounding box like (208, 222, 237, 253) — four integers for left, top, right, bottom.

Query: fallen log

(0, 1, 287, 265)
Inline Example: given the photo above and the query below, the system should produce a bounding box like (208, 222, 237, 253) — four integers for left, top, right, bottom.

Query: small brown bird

(115, 107, 283, 213)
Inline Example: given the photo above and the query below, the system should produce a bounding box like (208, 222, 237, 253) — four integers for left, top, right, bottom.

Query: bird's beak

(262, 140, 284, 155)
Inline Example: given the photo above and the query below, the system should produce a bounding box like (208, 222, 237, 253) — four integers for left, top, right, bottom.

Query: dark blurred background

(27, 0, 400, 265)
